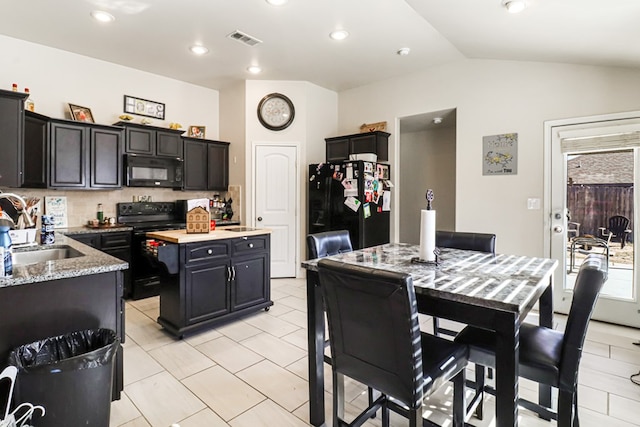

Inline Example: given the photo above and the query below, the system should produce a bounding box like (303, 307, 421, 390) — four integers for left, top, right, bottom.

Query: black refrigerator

(308, 161, 391, 251)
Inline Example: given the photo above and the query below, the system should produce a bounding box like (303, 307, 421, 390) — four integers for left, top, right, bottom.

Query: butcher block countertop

(146, 226, 271, 244)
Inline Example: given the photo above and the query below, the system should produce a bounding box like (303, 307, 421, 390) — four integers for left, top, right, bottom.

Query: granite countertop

(147, 226, 271, 244)
(60, 225, 133, 235)
(0, 233, 128, 288)
(302, 243, 559, 313)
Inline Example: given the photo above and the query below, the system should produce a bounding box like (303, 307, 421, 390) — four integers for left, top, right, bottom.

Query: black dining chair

(317, 258, 469, 427)
(307, 230, 353, 260)
(454, 254, 607, 426)
(433, 231, 497, 337)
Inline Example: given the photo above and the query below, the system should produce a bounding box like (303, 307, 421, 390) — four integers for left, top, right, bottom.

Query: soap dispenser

(0, 225, 13, 277)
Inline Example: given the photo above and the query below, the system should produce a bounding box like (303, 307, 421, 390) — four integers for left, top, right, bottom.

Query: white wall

(244, 80, 337, 275)
(339, 59, 640, 256)
(0, 35, 219, 134)
(0, 34, 224, 227)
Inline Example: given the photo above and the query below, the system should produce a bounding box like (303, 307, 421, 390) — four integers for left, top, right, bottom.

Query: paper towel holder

(411, 247, 441, 265)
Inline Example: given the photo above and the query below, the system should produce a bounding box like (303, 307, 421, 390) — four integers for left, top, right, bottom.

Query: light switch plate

(527, 198, 541, 210)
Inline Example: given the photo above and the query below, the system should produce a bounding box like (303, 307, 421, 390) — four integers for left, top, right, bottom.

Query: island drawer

(232, 235, 268, 254)
(186, 242, 230, 263)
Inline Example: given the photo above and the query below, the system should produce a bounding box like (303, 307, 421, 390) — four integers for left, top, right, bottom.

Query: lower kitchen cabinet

(156, 234, 272, 337)
(72, 231, 132, 298)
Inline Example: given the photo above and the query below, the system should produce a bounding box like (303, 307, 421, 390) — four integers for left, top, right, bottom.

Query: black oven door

(125, 155, 183, 188)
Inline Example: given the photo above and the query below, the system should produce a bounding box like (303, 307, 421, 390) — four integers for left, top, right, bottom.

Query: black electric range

(117, 202, 186, 300)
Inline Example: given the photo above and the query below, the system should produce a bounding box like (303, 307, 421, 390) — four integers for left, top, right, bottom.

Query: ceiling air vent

(227, 30, 263, 47)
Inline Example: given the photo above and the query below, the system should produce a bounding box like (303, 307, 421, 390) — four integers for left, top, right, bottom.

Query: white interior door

(546, 113, 640, 327)
(254, 144, 298, 277)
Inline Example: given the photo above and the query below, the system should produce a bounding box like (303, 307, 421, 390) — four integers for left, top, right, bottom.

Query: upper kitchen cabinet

(115, 122, 184, 158)
(49, 120, 123, 189)
(325, 130, 390, 162)
(183, 137, 229, 191)
(0, 88, 29, 188)
(23, 111, 48, 188)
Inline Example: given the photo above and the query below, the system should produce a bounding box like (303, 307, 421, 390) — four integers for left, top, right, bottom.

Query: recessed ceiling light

(504, 0, 527, 13)
(329, 30, 349, 41)
(433, 117, 443, 124)
(90, 10, 115, 22)
(247, 65, 262, 74)
(266, 0, 288, 5)
(189, 45, 209, 55)
(397, 47, 411, 56)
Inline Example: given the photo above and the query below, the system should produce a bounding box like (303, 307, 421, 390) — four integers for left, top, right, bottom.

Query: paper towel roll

(419, 210, 436, 261)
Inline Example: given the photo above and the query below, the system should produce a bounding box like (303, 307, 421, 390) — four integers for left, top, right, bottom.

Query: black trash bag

(9, 328, 119, 427)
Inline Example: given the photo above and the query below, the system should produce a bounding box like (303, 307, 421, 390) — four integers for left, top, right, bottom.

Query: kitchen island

(0, 233, 127, 399)
(145, 227, 272, 338)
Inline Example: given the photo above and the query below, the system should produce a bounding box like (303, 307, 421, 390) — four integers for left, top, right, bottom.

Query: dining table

(302, 243, 558, 427)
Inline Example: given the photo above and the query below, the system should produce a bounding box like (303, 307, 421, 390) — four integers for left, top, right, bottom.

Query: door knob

(553, 226, 564, 233)
(257, 217, 263, 221)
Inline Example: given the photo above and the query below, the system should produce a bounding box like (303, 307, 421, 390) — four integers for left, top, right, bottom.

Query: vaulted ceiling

(2, 0, 638, 92)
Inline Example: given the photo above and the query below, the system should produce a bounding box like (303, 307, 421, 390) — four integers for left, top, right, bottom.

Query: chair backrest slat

(307, 230, 353, 259)
(318, 258, 423, 407)
(559, 254, 607, 390)
(436, 231, 496, 254)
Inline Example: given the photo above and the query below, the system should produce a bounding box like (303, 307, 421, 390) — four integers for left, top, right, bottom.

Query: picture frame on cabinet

(68, 103, 95, 123)
(189, 125, 206, 139)
(123, 94, 166, 120)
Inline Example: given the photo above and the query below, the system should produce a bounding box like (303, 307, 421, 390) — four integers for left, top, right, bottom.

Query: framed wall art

(189, 125, 206, 139)
(68, 103, 95, 123)
(123, 95, 166, 120)
(482, 132, 518, 175)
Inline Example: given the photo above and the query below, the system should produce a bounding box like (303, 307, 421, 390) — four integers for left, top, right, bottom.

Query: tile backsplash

(5, 185, 242, 228)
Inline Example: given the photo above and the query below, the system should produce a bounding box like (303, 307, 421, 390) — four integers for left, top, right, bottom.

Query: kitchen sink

(12, 246, 84, 265)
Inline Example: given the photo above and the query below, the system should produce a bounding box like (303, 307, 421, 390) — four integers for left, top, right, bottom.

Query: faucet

(0, 192, 35, 229)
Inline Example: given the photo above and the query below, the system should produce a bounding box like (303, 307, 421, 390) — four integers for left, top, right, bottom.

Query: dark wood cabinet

(90, 127, 123, 188)
(207, 141, 230, 191)
(50, 121, 87, 188)
(72, 231, 132, 298)
(49, 120, 123, 189)
(183, 138, 208, 190)
(185, 258, 231, 324)
(23, 112, 48, 188)
(157, 234, 272, 337)
(0, 271, 124, 400)
(183, 137, 229, 191)
(115, 122, 184, 158)
(325, 130, 390, 162)
(0, 89, 29, 188)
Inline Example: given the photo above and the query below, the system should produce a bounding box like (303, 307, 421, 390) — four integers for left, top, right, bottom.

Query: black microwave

(124, 154, 183, 188)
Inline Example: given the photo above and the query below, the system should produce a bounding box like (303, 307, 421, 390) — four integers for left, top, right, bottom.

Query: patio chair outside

(599, 215, 632, 249)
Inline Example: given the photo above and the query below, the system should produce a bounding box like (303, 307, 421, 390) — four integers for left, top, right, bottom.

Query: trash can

(8, 328, 119, 427)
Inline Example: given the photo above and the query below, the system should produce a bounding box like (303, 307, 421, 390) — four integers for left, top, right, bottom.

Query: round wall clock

(257, 93, 295, 131)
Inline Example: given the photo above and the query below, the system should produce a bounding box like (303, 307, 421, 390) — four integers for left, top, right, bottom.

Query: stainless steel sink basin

(12, 246, 84, 265)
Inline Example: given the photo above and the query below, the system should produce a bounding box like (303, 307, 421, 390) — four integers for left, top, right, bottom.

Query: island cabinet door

(231, 252, 269, 311)
(185, 259, 230, 325)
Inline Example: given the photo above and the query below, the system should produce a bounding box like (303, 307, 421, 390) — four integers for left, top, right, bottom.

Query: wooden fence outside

(567, 184, 634, 242)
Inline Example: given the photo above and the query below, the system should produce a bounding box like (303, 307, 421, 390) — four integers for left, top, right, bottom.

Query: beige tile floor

(111, 278, 640, 427)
